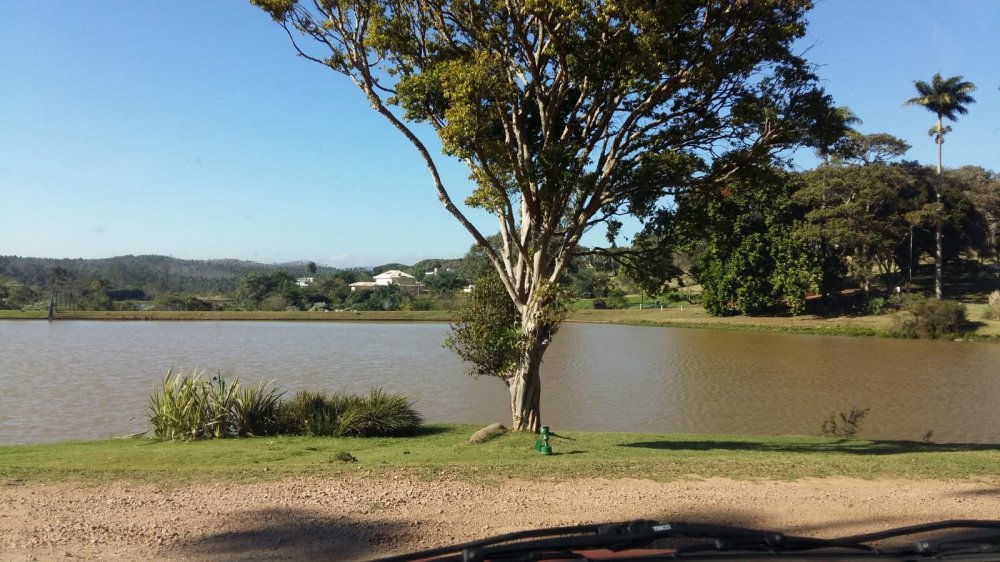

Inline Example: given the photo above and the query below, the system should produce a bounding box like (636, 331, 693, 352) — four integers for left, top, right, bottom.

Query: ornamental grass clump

(274, 388, 422, 437)
(987, 290, 1000, 320)
(149, 372, 421, 440)
(339, 387, 423, 437)
(148, 369, 282, 440)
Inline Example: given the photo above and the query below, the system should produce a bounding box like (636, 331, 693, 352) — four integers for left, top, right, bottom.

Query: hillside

(0, 255, 343, 294)
(0, 255, 465, 296)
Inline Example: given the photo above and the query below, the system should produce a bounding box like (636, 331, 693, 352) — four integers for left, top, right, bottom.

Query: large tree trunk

(507, 351, 542, 432)
(506, 304, 556, 432)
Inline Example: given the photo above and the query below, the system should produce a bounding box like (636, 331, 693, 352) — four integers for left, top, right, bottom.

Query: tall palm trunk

(935, 115, 943, 300)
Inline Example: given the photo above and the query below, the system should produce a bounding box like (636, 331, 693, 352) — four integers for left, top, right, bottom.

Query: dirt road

(4, 475, 1000, 560)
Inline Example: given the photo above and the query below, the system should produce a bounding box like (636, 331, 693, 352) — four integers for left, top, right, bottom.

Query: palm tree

(816, 106, 863, 164)
(904, 73, 976, 299)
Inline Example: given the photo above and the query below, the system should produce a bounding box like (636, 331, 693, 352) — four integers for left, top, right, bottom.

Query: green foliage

(892, 295, 968, 339)
(234, 271, 302, 310)
(155, 294, 213, 312)
(445, 275, 524, 380)
(253, 0, 847, 428)
(604, 288, 629, 310)
(346, 284, 406, 311)
(904, 73, 977, 128)
(796, 160, 928, 293)
(332, 451, 358, 463)
(863, 296, 891, 316)
(672, 169, 821, 316)
(274, 388, 422, 437)
(147, 370, 283, 440)
(149, 372, 420, 440)
(987, 291, 1000, 321)
(340, 387, 424, 437)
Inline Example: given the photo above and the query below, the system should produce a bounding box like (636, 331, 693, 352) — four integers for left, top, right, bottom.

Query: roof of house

(373, 269, 415, 280)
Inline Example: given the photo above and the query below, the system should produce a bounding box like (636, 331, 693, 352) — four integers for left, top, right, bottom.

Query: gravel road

(4, 475, 1000, 560)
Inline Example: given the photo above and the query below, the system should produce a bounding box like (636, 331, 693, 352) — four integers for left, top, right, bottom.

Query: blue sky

(1, 0, 997, 268)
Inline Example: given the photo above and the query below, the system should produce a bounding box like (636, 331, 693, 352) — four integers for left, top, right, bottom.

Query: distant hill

(0, 255, 463, 295)
(373, 258, 465, 278)
(0, 255, 342, 294)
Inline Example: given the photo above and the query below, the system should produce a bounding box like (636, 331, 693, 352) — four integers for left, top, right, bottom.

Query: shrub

(148, 370, 282, 440)
(892, 295, 967, 339)
(986, 290, 1000, 321)
(864, 296, 890, 316)
(151, 373, 421, 440)
(339, 387, 423, 437)
(231, 379, 283, 436)
(272, 388, 422, 438)
(276, 391, 353, 436)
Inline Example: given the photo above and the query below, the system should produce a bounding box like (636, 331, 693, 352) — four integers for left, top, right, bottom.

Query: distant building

(296, 277, 314, 288)
(374, 269, 416, 286)
(349, 270, 422, 292)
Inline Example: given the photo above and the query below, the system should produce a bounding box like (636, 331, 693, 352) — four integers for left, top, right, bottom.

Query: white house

(296, 277, 314, 288)
(349, 270, 421, 292)
(374, 270, 416, 286)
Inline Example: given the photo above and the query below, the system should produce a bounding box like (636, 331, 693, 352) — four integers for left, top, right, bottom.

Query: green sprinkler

(534, 425, 553, 455)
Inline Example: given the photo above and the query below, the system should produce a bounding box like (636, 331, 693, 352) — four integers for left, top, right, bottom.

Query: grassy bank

(4, 306, 998, 339)
(3, 424, 999, 485)
(0, 309, 454, 322)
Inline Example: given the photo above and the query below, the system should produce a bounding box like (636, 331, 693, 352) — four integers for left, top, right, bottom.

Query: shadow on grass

(620, 439, 1000, 456)
(178, 508, 411, 560)
(404, 425, 452, 437)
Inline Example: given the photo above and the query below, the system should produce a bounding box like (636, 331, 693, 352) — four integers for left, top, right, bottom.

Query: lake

(2, 320, 999, 444)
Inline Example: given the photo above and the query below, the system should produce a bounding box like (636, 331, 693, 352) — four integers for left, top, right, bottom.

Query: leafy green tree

(565, 265, 611, 300)
(346, 284, 405, 311)
(252, 0, 843, 430)
(796, 160, 930, 294)
(445, 275, 525, 381)
(831, 132, 911, 166)
(672, 169, 822, 315)
(946, 166, 1000, 261)
(306, 261, 317, 277)
(423, 269, 463, 294)
(458, 235, 501, 284)
(904, 73, 977, 298)
(308, 270, 360, 307)
(234, 271, 301, 310)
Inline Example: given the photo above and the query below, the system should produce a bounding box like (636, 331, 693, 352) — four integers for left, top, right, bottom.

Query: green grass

(2, 424, 999, 485)
(0, 310, 48, 319)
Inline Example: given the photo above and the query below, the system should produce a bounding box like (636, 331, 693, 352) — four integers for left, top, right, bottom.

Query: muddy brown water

(1, 320, 999, 445)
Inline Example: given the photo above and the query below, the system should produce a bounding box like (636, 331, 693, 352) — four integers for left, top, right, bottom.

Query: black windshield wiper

(372, 519, 1000, 562)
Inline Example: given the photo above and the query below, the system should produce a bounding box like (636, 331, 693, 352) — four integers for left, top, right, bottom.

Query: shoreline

(4, 307, 998, 340)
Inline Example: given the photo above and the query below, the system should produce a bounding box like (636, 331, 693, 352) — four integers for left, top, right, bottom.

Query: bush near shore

(148, 370, 422, 440)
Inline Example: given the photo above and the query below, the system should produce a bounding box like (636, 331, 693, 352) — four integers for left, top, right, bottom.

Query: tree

(904, 73, 977, 299)
(445, 274, 527, 382)
(234, 271, 301, 310)
(252, 0, 843, 430)
(306, 261, 318, 277)
(671, 168, 821, 315)
(795, 160, 929, 294)
(946, 166, 1000, 261)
